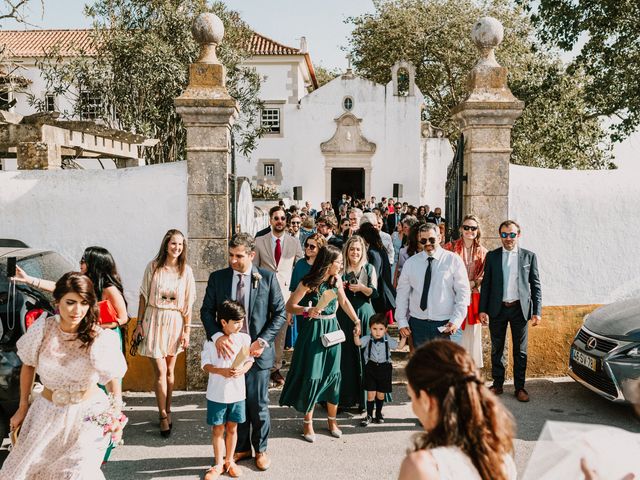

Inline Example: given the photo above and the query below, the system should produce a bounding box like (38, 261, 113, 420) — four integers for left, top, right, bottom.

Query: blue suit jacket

(200, 266, 286, 370)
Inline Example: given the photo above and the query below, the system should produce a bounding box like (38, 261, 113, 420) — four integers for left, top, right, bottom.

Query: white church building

(242, 36, 452, 208)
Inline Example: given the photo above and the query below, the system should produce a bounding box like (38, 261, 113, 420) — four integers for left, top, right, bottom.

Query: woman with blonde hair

(399, 340, 516, 480)
(443, 215, 487, 366)
(133, 229, 196, 437)
(337, 235, 378, 410)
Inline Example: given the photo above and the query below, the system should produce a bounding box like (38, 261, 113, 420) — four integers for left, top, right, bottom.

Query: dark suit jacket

(426, 215, 446, 225)
(255, 226, 271, 238)
(368, 248, 396, 312)
(200, 266, 286, 370)
(386, 213, 401, 233)
(479, 247, 542, 321)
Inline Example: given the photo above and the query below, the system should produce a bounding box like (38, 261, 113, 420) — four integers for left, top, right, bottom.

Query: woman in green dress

(287, 234, 327, 348)
(280, 245, 361, 443)
(338, 235, 378, 410)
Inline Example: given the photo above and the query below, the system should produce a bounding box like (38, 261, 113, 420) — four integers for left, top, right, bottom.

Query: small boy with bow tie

(354, 313, 398, 426)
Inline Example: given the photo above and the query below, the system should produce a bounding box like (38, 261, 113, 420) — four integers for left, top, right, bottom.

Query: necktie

(275, 238, 282, 266)
(420, 257, 435, 311)
(236, 274, 248, 333)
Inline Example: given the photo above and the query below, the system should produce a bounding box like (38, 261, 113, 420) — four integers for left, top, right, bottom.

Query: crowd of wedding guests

(1, 193, 543, 480)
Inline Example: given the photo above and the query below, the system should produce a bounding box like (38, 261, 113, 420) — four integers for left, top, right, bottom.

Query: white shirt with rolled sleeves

(395, 248, 471, 329)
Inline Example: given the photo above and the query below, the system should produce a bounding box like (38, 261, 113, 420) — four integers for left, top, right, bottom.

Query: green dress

(279, 282, 342, 413)
(337, 263, 377, 409)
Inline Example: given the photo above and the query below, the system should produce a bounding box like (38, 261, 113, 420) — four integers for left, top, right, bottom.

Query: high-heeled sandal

(166, 410, 172, 430)
(159, 415, 171, 438)
(327, 416, 342, 438)
(302, 419, 316, 443)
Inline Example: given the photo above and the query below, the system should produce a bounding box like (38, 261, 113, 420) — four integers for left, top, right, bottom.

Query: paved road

(93, 378, 638, 480)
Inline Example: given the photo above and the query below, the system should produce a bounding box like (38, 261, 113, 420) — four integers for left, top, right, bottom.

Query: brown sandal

(225, 461, 243, 477)
(204, 465, 223, 480)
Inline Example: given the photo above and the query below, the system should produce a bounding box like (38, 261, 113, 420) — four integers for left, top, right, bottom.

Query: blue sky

(0, 0, 376, 69)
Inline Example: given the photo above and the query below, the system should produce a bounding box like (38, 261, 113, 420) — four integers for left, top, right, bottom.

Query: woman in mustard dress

(280, 245, 361, 442)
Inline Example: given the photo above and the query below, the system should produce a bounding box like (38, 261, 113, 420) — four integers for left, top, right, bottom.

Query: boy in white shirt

(201, 300, 254, 479)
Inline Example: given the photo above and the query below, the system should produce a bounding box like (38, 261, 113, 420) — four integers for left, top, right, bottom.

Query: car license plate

(571, 348, 597, 372)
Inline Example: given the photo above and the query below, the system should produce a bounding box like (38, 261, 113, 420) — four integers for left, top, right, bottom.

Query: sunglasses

(291, 222, 301, 225)
(462, 225, 478, 232)
(500, 232, 517, 239)
(305, 244, 317, 250)
(419, 237, 438, 245)
(273, 216, 286, 221)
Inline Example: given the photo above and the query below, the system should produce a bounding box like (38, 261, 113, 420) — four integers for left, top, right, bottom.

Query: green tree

(314, 64, 341, 87)
(348, 0, 614, 169)
(33, 0, 264, 163)
(522, 0, 640, 143)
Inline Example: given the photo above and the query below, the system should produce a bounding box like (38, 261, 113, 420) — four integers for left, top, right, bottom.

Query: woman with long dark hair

(398, 340, 516, 480)
(280, 245, 361, 442)
(1, 273, 127, 479)
(358, 222, 396, 315)
(133, 229, 196, 437)
(286, 233, 327, 349)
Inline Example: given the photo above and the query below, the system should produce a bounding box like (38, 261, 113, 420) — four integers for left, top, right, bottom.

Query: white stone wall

(509, 164, 640, 305)
(0, 162, 187, 312)
(9, 61, 76, 117)
(420, 137, 453, 211)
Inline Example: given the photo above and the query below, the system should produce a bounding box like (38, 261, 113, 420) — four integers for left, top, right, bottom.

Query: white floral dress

(138, 262, 196, 358)
(0, 316, 127, 480)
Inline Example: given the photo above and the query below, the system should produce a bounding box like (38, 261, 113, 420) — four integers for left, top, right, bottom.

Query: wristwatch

(257, 338, 269, 348)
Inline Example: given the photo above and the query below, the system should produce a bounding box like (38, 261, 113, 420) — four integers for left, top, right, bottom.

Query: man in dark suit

(479, 220, 542, 403)
(426, 207, 446, 225)
(201, 233, 286, 471)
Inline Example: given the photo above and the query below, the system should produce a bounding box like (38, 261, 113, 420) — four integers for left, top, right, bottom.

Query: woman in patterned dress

(132, 229, 196, 437)
(443, 215, 487, 367)
(280, 245, 361, 442)
(0, 273, 127, 479)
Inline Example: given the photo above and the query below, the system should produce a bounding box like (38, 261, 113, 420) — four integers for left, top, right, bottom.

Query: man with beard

(253, 206, 304, 386)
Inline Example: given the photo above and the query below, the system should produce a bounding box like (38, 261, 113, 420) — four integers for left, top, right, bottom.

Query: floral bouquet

(84, 395, 128, 445)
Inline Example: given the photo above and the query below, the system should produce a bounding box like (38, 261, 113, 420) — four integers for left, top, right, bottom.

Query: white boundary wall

(0, 162, 187, 312)
(509, 164, 640, 306)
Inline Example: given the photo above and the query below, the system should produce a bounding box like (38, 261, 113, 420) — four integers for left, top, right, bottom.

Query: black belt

(503, 300, 520, 307)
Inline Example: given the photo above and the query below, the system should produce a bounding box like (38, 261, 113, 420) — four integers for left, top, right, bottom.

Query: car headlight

(626, 346, 640, 358)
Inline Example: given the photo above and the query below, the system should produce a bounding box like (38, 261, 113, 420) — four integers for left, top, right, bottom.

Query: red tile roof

(0, 29, 96, 57)
(0, 29, 318, 87)
(249, 32, 300, 55)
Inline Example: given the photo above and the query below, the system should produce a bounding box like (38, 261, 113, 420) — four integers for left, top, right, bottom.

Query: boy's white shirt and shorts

(201, 332, 254, 426)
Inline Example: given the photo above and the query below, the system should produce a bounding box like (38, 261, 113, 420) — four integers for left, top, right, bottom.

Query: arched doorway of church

(331, 168, 364, 210)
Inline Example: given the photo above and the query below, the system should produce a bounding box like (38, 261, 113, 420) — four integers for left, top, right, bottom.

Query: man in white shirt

(396, 223, 470, 348)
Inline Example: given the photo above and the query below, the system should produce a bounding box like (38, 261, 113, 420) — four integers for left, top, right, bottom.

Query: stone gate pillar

(451, 17, 524, 248)
(175, 13, 239, 389)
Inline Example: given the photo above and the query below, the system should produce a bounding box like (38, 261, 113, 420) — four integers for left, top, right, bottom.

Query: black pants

(237, 365, 270, 453)
(489, 304, 528, 390)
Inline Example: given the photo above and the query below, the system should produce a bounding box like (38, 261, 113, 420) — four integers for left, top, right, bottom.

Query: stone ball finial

(192, 13, 224, 63)
(471, 16, 503, 67)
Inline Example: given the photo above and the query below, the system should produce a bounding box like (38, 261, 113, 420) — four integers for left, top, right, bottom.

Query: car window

(0, 252, 73, 303)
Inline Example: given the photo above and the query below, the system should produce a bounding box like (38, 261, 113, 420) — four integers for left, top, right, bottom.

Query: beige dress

(0, 316, 127, 480)
(430, 446, 517, 479)
(138, 262, 196, 358)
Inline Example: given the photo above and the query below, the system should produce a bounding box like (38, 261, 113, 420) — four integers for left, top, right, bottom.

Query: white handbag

(321, 329, 345, 348)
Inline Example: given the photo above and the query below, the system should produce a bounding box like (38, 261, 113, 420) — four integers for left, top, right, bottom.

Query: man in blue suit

(479, 220, 542, 403)
(201, 233, 286, 471)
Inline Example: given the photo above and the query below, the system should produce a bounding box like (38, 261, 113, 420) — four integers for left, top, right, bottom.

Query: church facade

(242, 38, 452, 207)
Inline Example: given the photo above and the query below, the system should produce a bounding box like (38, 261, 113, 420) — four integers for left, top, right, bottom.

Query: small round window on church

(343, 96, 354, 111)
